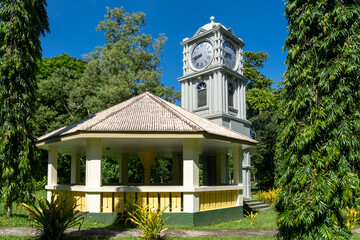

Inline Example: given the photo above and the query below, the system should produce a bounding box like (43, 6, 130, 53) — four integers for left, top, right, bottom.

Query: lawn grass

(2, 190, 360, 240)
(164, 211, 278, 230)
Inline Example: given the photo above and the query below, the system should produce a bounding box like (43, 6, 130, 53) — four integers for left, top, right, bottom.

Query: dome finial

(210, 16, 215, 23)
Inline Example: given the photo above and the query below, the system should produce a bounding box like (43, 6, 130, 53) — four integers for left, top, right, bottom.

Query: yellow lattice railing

(199, 190, 239, 211)
(51, 190, 86, 211)
(102, 192, 182, 213)
(51, 189, 239, 213)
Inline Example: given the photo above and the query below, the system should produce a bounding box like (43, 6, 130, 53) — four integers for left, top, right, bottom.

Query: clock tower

(178, 17, 252, 198)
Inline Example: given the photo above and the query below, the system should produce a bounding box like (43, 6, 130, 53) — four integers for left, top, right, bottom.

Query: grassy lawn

(1, 190, 360, 239)
(164, 211, 278, 230)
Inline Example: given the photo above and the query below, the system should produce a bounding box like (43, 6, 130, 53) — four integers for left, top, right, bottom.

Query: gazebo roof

(38, 92, 256, 144)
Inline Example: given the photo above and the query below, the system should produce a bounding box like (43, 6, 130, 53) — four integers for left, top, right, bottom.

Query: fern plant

(21, 194, 87, 240)
(126, 203, 168, 240)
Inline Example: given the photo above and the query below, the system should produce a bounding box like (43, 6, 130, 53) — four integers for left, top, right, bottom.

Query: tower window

(197, 82, 207, 107)
(228, 83, 234, 107)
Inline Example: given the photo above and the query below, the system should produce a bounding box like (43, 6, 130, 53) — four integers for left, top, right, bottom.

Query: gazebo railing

(49, 188, 240, 213)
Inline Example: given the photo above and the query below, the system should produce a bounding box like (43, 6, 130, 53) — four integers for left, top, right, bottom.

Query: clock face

(191, 41, 213, 70)
(223, 41, 236, 69)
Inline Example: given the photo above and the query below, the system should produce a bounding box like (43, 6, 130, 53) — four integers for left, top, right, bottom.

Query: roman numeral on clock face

(191, 41, 214, 69)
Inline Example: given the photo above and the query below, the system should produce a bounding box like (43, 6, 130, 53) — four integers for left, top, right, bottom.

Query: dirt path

(2, 227, 359, 238)
(0, 227, 278, 238)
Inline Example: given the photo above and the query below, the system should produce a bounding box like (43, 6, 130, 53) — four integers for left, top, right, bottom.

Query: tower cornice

(178, 65, 248, 83)
(181, 25, 245, 47)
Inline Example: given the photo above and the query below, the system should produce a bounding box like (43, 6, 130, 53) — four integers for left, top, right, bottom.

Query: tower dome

(200, 16, 228, 31)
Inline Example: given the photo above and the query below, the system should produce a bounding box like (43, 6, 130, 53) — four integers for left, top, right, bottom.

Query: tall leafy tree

(34, 7, 180, 185)
(33, 54, 86, 182)
(244, 51, 279, 189)
(83, 7, 179, 114)
(276, 1, 360, 239)
(35, 53, 87, 137)
(0, 0, 49, 216)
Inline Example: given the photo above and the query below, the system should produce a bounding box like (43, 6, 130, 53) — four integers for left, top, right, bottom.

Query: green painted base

(83, 206, 243, 226)
(84, 212, 121, 224)
(163, 206, 243, 226)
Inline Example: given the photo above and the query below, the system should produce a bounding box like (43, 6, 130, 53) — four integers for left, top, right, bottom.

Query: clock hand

(192, 54, 202, 61)
(224, 51, 232, 58)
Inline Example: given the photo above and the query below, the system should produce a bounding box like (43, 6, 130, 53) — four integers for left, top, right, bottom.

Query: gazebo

(36, 92, 257, 226)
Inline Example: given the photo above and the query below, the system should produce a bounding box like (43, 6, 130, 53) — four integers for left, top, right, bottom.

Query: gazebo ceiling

(37, 135, 247, 157)
(36, 92, 257, 154)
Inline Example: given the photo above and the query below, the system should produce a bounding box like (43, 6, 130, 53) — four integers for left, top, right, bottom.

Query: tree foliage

(34, 54, 87, 182)
(35, 53, 87, 137)
(34, 7, 180, 185)
(82, 7, 179, 114)
(0, 0, 49, 216)
(275, 1, 360, 239)
(244, 51, 279, 189)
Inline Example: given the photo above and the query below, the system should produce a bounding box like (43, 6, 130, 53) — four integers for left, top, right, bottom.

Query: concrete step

(244, 199, 259, 204)
(243, 199, 271, 212)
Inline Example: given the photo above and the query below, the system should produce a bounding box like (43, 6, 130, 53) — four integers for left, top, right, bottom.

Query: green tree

(35, 53, 87, 137)
(34, 54, 87, 182)
(82, 7, 179, 114)
(34, 7, 180, 186)
(0, 0, 49, 216)
(244, 51, 279, 189)
(275, 1, 360, 239)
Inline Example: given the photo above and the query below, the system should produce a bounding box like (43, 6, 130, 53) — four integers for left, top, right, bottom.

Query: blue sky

(42, 0, 288, 91)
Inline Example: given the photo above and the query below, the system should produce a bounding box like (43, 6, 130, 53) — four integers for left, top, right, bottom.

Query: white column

(243, 151, 251, 198)
(221, 73, 226, 111)
(233, 146, 243, 185)
(71, 153, 81, 184)
(242, 83, 247, 118)
(86, 139, 103, 188)
(224, 76, 228, 113)
(236, 191, 243, 207)
(209, 73, 214, 114)
(85, 139, 102, 213)
(181, 82, 186, 109)
(183, 140, 199, 187)
(47, 145, 58, 201)
(183, 193, 200, 212)
(183, 139, 200, 213)
(47, 145, 58, 186)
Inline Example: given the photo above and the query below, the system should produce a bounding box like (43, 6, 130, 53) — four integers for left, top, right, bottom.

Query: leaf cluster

(21, 194, 87, 240)
(276, 1, 360, 239)
(0, 0, 49, 215)
(243, 51, 280, 189)
(82, 7, 179, 114)
(33, 7, 180, 184)
(126, 203, 168, 240)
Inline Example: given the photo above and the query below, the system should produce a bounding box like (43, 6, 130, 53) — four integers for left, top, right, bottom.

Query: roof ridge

(84, 93, 148, 131)
(149, 94, 257, 143)
(147, 94, 204, 131)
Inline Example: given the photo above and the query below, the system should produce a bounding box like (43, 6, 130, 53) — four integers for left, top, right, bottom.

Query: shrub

(116, 200, 140, 225)
(126, 203, 168, 240)
(244, 210, 258, 225)
(21, 194, 87, 240)
(345, 206, 360, 230)
(35, 176, 47, 190)
(254, 188, 281, 206)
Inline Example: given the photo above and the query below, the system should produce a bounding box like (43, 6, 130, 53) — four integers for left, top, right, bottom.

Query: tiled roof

(37, 92, 257, 144)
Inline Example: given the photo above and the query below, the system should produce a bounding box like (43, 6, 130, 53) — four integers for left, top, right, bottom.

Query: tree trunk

(5, 195, 13, 217)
